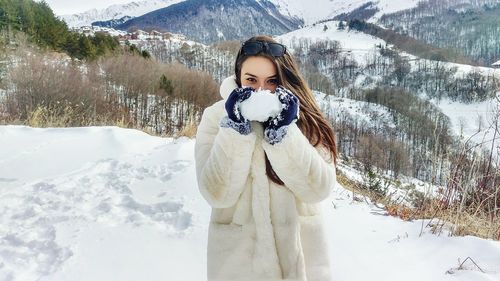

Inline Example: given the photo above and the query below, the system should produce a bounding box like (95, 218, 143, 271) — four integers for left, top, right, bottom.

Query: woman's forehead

(241, 56, 277, 78)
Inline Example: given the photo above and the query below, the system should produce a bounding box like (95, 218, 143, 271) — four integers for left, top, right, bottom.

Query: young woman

(195, 35, 338, 281)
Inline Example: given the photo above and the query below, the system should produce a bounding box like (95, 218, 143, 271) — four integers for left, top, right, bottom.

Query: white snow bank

(0, 125, 499, 281)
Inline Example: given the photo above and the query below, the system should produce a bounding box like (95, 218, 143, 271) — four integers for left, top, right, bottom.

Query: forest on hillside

(379, 0, 500, 66)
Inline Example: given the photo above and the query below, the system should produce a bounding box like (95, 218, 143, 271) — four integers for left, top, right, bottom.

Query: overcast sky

(43, 0, 132, 15)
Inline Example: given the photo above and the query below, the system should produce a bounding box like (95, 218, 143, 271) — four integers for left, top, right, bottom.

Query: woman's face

(240, 56, 278, 92)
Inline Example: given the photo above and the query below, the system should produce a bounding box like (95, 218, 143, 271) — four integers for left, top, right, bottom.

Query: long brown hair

(234, 35, 337, 185)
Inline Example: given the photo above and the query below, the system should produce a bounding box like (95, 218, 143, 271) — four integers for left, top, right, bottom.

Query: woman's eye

(246, 78, 256, 83)
(268, 79, 278, 84)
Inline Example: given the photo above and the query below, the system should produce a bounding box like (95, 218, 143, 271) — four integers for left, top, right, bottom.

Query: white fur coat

(195, 75, 336, 281)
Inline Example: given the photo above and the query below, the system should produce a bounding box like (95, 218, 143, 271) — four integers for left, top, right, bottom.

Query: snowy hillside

(270, 0, 421, 26)
(59, 0, 184, 27)
(314, 91, 396, 130)
(270, 0, 368, 26)
(279, 20, 500, 75)
(368, 0, 422, 23)
(435, 95, 500, 155)
(277, 21, 387, 65)
(278, 21, 500, 156)
(0, 125, 499, 281)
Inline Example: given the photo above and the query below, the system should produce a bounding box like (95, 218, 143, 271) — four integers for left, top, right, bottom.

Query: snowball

(240, 89, 282, 122)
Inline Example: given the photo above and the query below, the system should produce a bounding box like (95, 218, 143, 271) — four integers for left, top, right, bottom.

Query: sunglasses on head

(239, 40, 287, 57)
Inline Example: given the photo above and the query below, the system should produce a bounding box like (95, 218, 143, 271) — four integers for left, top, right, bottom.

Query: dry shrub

(388, 192, 500, 240)
(176, 116, 198, 138)
(338, 168, 500, 240)
(2, 47, 220, 135)
(100, 54, 219, 135)
(27, 105, 74, 127)
(385, 203, 414, 221)
(3, 50, 107, 126)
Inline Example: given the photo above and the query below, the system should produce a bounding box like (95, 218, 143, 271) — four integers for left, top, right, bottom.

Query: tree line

(0, 0, 119, 60)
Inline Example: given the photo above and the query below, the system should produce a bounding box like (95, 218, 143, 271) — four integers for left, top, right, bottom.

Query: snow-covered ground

(0, 126, 207, 280)
(0, 125, 499, 281)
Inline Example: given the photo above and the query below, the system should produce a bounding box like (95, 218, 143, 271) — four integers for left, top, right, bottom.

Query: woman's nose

(256, 81, 273, 91)
(256, 81, 266, 90)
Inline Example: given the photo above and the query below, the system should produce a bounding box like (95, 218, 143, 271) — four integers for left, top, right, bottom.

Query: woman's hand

(225, 87, 253, 123)
(220, 87, 254, 135)
(264, 86, 299, 129)
(263, 86, 299, 144)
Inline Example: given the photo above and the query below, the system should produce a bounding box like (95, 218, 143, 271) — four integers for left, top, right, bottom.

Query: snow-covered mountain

(112, 0, 303, 44)
(60, 0, 185, 28)
(62, 0, 422, 40)
(270, 0, 360, 25)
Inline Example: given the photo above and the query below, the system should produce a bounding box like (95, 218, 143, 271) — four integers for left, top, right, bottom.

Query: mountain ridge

(108, 0, 303, 43)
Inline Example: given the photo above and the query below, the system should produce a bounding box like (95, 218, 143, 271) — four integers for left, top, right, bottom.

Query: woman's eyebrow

(244, 73, 277, 78)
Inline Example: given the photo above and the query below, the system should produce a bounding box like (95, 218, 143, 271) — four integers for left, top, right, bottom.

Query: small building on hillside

(80, 26, 93, 36)
(118, 34, 133, 42)
(492, 60, 500, 68)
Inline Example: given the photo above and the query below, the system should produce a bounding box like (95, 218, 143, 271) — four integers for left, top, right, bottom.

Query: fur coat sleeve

(195, 100, 257, 208)
(262, 123, 336, 203)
